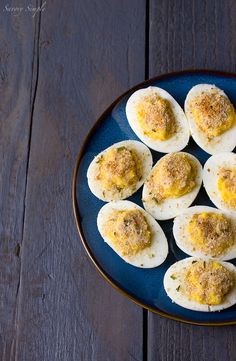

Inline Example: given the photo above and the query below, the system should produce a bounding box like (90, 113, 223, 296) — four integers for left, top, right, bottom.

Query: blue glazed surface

(76, 72, 236, 324)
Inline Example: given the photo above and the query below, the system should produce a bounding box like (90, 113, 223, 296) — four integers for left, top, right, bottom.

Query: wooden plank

(149, 0, 236, 76)
(148, 316, 236, 361)
(148, 1, 236, 360)
(16, 1, 146, 360)
(0, 2, 37, 359)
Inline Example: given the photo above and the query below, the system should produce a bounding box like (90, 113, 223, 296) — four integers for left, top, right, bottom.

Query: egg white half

(164, 257, 236, 312)
(87, 140, 153, 202)
(142, 152, 203, 220)
(185, 84, 236, 155)
(203, 152, 236, 214)
(173, 205, 236, 260)
(126, 86, 190, 153)
(97, 200, 168, 268)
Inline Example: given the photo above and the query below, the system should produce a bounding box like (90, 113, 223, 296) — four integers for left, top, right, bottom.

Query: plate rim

(72, 69, 236, 326)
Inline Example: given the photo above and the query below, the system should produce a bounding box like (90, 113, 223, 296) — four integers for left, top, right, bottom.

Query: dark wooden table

(1, 0, 236, 360)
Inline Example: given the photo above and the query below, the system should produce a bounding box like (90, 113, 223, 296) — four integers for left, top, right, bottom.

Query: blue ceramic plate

(73, 70, 236, 325)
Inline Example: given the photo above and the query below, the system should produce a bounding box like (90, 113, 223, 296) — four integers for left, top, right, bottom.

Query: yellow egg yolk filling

(218, 167, 236, 210)
(187, 212, 234, 257)
(136, 94, 177, 140)
(97, 147, 142, 193)
(190, 91, 235, 138)
(104, 210, 152, 256)
(147, 153, 196, 203)
(183, 261, 234, 305)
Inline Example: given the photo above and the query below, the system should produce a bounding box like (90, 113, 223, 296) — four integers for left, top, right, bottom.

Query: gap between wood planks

(14, 0, 43, 359)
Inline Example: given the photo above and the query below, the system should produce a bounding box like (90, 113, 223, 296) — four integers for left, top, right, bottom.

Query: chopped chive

(117, 146, 126, 151)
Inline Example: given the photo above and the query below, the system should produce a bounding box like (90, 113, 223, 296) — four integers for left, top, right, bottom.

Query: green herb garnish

(117, 146, 126, 152)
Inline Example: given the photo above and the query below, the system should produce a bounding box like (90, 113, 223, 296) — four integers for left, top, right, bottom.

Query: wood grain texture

(148, 1, 236, 360)
(0, 1, 37, 359)
(149, 0, 236, 76)
(15, 1, 146, 360)
(148, 316, 236, 361)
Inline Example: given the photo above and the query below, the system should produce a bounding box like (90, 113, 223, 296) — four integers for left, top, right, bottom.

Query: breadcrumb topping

(146, 153, 196, 203)
(190, 90, 235, 138)
(218, 167, 236, 210)
(188, 212, 234, 257)
(97, 147, 142, 196)
(183, 260, 234, 305)
(104, 210, 152, 256)
(137, 94, 177, 140)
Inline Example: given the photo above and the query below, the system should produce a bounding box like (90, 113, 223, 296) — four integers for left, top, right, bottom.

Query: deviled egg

(97, 200, 168, 268)
(185, 84, 236, 154)
(142, 152, 202, 220)
(126, 86, 189, 153)
(173, 206, 236, 260)
(164, 258, 236, 312)
(87, 140, 152, 201)
(203, 152, 236, 213)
